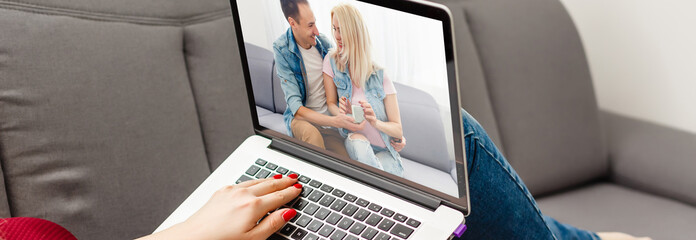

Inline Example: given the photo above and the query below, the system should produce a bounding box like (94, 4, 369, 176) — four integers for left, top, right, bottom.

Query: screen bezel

(230, 0, 469, 214)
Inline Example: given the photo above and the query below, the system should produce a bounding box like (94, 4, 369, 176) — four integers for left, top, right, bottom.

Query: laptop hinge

(269, 137, 441, 211)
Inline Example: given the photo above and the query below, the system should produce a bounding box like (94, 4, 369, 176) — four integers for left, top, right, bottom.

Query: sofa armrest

(602, 110, 696, 206)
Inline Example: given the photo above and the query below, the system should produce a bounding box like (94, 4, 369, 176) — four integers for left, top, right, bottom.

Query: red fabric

(0, 217, 77, 240)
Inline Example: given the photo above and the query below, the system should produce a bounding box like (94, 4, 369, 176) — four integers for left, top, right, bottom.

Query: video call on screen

(238, 0, 460, 197)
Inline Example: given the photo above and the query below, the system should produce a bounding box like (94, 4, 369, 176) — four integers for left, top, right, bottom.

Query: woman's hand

(139, 175, 302, 240)
(339, 97, 351, 115)
(186, 176, 301, 240)
(391, 136, 406, 152)
(360, 101, 377, 126)
(335, 97, 366, 132)
(335, 114, 366, 132)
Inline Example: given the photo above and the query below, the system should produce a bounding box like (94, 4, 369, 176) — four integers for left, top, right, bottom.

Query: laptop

(156, 0, 469, 239)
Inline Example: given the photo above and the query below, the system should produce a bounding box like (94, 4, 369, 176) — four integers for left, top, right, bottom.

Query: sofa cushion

(184, 17, 254, 170)
(0, 1, 234, 238)
(401, 157, 458, 197)
(246, 43, 276, 112)
(256, 107, 286, 134)
(538, 183, 696, 240)
(437, 0, 608, 195)
(272, 61, 287, 114)
(394, 83, 452, 173)
(603, 111, 696, 206)
(432, 0, 506, 152)
(1, 0, 229, 22)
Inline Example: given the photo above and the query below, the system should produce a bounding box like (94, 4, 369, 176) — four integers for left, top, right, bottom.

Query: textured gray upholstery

(0, 163, 10, 217)
(603, 110, 696, 206)
(432, 0, 696, 238)
(0, 0, 244, 239)
(538, 183, 696, 240)
(1, 0, 230, 22)
(435, 0, 608, 196)
(432, 0, 506, 152)
(184, 17, 253, 170)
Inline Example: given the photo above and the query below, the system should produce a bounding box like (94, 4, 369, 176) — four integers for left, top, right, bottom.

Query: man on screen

(273, 0, 361, 156)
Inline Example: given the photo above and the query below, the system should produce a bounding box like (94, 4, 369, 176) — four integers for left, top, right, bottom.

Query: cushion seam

(0, 138, 13, 217)
(0, 0, 231, 26)
(180, 29, 213, 173)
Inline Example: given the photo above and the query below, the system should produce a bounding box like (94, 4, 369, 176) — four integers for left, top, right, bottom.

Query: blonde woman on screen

(322, 3, 406, 177)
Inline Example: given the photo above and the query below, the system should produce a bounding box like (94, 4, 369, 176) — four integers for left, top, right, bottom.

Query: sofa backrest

(436, 0, 609, 195)
(246, 43, 277, 112)
(0, 0, 252, 239)
(246, 42, 286, 115)
(394, 83, 452, 173)
(272, 64, 287, 114)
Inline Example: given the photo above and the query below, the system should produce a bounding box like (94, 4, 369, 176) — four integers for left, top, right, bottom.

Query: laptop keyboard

(237, 158, 422, 240)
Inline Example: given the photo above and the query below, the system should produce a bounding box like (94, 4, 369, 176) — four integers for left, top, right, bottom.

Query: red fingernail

(273, 174, 282, 179)
(282, 209, 297, 222)
(288, 173, 298, 179)
(294, 183, 302, 189)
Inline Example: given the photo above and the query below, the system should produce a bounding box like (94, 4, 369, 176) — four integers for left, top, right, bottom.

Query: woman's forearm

(136, 222, 194, 240)
(375, 94, 403, 138)
(323, 73, 341, 117)
(374, 120, 402, 138)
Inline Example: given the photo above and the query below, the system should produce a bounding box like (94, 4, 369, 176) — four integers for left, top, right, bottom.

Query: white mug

(351, 105, 365, 123)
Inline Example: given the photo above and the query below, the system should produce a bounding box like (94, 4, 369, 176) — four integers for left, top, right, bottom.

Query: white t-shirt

(298, 45, 329, 116)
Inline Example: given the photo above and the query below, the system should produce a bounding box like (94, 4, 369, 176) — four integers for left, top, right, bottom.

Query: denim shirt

(273, 28, 333, 137)
(328, 57, 401, 162)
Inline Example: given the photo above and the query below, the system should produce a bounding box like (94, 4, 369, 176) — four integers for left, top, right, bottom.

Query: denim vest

(273, 28, 332, 136)
(329, 57, 401, 161)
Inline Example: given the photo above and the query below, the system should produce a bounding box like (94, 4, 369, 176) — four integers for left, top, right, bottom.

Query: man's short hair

(280, 0, 308, 23)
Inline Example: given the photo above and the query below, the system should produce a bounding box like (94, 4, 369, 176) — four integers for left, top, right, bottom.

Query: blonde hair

(330, 3, 377, 88)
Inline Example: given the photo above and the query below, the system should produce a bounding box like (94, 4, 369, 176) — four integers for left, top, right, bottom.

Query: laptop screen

(234, 0, 466, 202)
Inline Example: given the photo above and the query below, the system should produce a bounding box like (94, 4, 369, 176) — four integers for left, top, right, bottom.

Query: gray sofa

(433, 0, 696, 239)
(0, 0, 693, 240)
(245, 43, 458, 196)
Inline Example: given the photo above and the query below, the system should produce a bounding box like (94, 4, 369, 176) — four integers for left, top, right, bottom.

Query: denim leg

(457, 108, 554, 239)
(375, 151, 405, 177)
(544, 216, 600, 240)
(457, 108, 599, 239)
(345, 133, 384, 171)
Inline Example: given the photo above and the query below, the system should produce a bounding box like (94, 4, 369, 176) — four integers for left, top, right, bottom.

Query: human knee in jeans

(345, 133, 404, 177)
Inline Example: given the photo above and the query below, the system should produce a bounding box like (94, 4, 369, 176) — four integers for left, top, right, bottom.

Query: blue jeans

(458, 109, 599, 240)
(344, 133, 405, 177)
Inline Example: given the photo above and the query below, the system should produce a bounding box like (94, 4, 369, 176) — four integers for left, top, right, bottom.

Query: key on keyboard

(318, 225, 335, 237)
(307, 220, 323, 232)
(337, 217, 354, 230)
(296, 215, 312, 227)
(314, 208, 331, 220)
(319, 195, 336, 207)
(290, 228, 308, 240)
